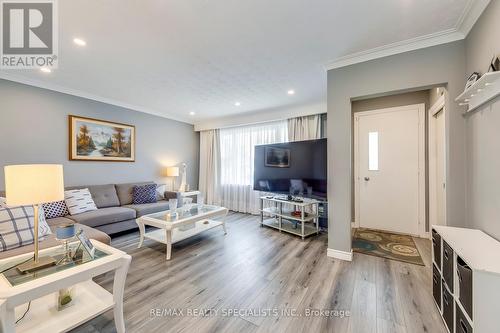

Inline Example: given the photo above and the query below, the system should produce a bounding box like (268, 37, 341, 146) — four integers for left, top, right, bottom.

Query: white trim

(0, 72, 193, 125)
(327, 248, 353, 262)
(428, 98, 447, 229)
(455, 0, 491, 37)
(324, 29, 464, 70)
(194, 102, 326, 131)
(429, 95, 446, 117)
(324, 0, 490, 71)
(354, 104, 427, 237)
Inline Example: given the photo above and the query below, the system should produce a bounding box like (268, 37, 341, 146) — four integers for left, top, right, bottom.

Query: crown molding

(324, 29, 465, 71)
(0, 72, 193, 125)
(324, 0, 490, 71)
(455, 0, 491, 36)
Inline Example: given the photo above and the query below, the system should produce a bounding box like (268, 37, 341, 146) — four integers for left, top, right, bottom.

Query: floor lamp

(4, 164, 65, 273)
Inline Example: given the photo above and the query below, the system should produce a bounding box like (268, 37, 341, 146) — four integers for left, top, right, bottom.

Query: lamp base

(17, 256, 56, 273)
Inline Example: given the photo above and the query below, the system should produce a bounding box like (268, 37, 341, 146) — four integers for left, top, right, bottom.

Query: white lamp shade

(165, 167, 179, 177)
(4, 164, 65, 206)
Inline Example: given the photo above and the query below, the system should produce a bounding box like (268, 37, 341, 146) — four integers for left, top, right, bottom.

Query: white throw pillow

(156, 184, 166, 200)
(64, 189, 98, 215)
(0, 197, 51, 237)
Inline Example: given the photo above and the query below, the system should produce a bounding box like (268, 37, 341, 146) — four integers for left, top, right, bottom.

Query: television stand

(259, 196, 321, 239)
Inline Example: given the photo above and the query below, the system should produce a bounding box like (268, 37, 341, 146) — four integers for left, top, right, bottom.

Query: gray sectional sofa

(0, 181, 180, 259)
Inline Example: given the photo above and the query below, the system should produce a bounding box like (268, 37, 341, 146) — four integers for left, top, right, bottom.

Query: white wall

(194, 102, 326, 131)
(464, 0, 500, 240)
(327, 41, 466, 253)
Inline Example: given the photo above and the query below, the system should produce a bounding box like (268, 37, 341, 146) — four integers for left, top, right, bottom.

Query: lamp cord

(15, 301, 31, 324)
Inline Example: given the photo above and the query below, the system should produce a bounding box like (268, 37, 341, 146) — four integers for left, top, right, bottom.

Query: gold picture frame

(69, 115, 135, 162)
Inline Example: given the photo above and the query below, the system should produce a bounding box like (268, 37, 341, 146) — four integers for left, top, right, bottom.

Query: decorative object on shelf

(178, 163, 189, 192)
(56, 286, 75, 311)
(69, 115, 135, 162)
(265, 147, 290, 168)
(4, 164, 65, 273)
(76, 229, 96, 259)
(489, 54, 500, 72)
(465, 72, 481, 91)
(56, 224, 76, 265)
(164, 166, 179, 190)
(291, 211, 309, 217)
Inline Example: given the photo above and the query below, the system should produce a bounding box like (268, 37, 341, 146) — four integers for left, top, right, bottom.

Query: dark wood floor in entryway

(73, 212, 446, 333)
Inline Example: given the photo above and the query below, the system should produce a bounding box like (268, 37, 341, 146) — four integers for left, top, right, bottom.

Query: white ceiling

(0, 0, 489, 125)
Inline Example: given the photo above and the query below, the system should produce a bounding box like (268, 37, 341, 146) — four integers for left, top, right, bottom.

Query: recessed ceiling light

(40, 67, 51, 73)
(189, 111, 196, 116)
(73, 38, 86, 46)
(234, 102, 241, 106)
(287, 90, 295, 95)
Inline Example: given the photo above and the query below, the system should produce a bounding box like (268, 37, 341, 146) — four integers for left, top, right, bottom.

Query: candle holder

(56, 224, 76, 265)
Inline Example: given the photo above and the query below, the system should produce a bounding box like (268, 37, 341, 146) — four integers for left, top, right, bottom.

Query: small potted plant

(57, 286, 75, 311)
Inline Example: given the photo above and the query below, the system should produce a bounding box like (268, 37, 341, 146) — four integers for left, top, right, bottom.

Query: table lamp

(4, 164, 65, 273)
(165, 166, 179, 190)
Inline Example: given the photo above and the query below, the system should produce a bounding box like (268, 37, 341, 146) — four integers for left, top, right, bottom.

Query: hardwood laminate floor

(73, 212, 446, 333)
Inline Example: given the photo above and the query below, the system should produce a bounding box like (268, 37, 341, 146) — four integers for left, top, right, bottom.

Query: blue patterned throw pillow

(132, 184, 158, 204)
(42, 200, 69, 219)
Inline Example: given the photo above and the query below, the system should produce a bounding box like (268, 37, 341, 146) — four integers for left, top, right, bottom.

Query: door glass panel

(368, 132, 379, 171)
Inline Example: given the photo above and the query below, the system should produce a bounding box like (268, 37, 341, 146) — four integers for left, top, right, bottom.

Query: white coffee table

(0, 240, 131, 333)
(136, 204, 228, 260)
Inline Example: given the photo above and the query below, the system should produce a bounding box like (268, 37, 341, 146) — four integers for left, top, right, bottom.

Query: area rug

(352, 228, 424, 266)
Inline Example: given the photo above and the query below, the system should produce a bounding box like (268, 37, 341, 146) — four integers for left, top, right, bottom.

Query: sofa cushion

(132, 184, 158, 204)
(124, 200, 170, 217)
(115, 182, 154, 205)
(42, 200, 69, 219)
(65, 189, 98, 215)
(66, 184, 120, 209)
(66, 207, 136, 228)
(0, 205, 51, 252)
(0, 219, 110, 260)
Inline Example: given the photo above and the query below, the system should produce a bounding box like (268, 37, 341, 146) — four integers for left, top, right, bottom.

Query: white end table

(0, 240, 131, 333)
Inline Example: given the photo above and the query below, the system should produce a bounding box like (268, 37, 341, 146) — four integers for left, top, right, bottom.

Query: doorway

(354, 104, 425, 236)
(429, 94, 447, 226)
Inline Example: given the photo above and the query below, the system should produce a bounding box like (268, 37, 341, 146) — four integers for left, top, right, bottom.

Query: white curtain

(199, 129, 221, 205)
(287, 114, 321, 141)
(219, 121, 288, 214)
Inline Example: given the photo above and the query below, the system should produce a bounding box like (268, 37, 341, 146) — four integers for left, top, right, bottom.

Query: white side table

(179, 190, 202, 204)
(0, 240, 131, 333)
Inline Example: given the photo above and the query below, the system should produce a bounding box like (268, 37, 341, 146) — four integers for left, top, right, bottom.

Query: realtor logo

(1, 0, 58, 69)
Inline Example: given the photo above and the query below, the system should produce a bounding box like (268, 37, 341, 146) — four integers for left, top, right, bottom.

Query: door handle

(364, 177, 370, 181)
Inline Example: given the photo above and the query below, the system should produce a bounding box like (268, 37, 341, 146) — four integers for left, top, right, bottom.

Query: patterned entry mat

(352, 228, 424, 266)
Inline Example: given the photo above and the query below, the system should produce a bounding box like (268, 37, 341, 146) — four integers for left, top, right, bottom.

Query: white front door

(354, 104, 425, 236)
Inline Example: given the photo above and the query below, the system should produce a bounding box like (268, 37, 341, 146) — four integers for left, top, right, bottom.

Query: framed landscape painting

(69, 115, 135, 162)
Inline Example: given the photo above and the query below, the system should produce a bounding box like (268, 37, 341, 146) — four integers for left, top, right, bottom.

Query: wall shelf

(455, 71, 500, 113)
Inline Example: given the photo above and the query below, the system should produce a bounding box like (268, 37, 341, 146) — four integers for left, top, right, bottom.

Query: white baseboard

(327, 248, 353, 262)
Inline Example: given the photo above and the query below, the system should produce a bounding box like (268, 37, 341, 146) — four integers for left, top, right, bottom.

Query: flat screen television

(253, 138, 327, 199)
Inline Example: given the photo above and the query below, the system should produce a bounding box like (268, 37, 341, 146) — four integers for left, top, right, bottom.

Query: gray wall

(327, 41, 467, 253)
(0, 79, 199, 190)
(464, 0, 500, 239)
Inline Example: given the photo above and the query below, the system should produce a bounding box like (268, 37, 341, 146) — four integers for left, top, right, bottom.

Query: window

(368, 131, 379, 171)
(219, 121, 288, 185)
